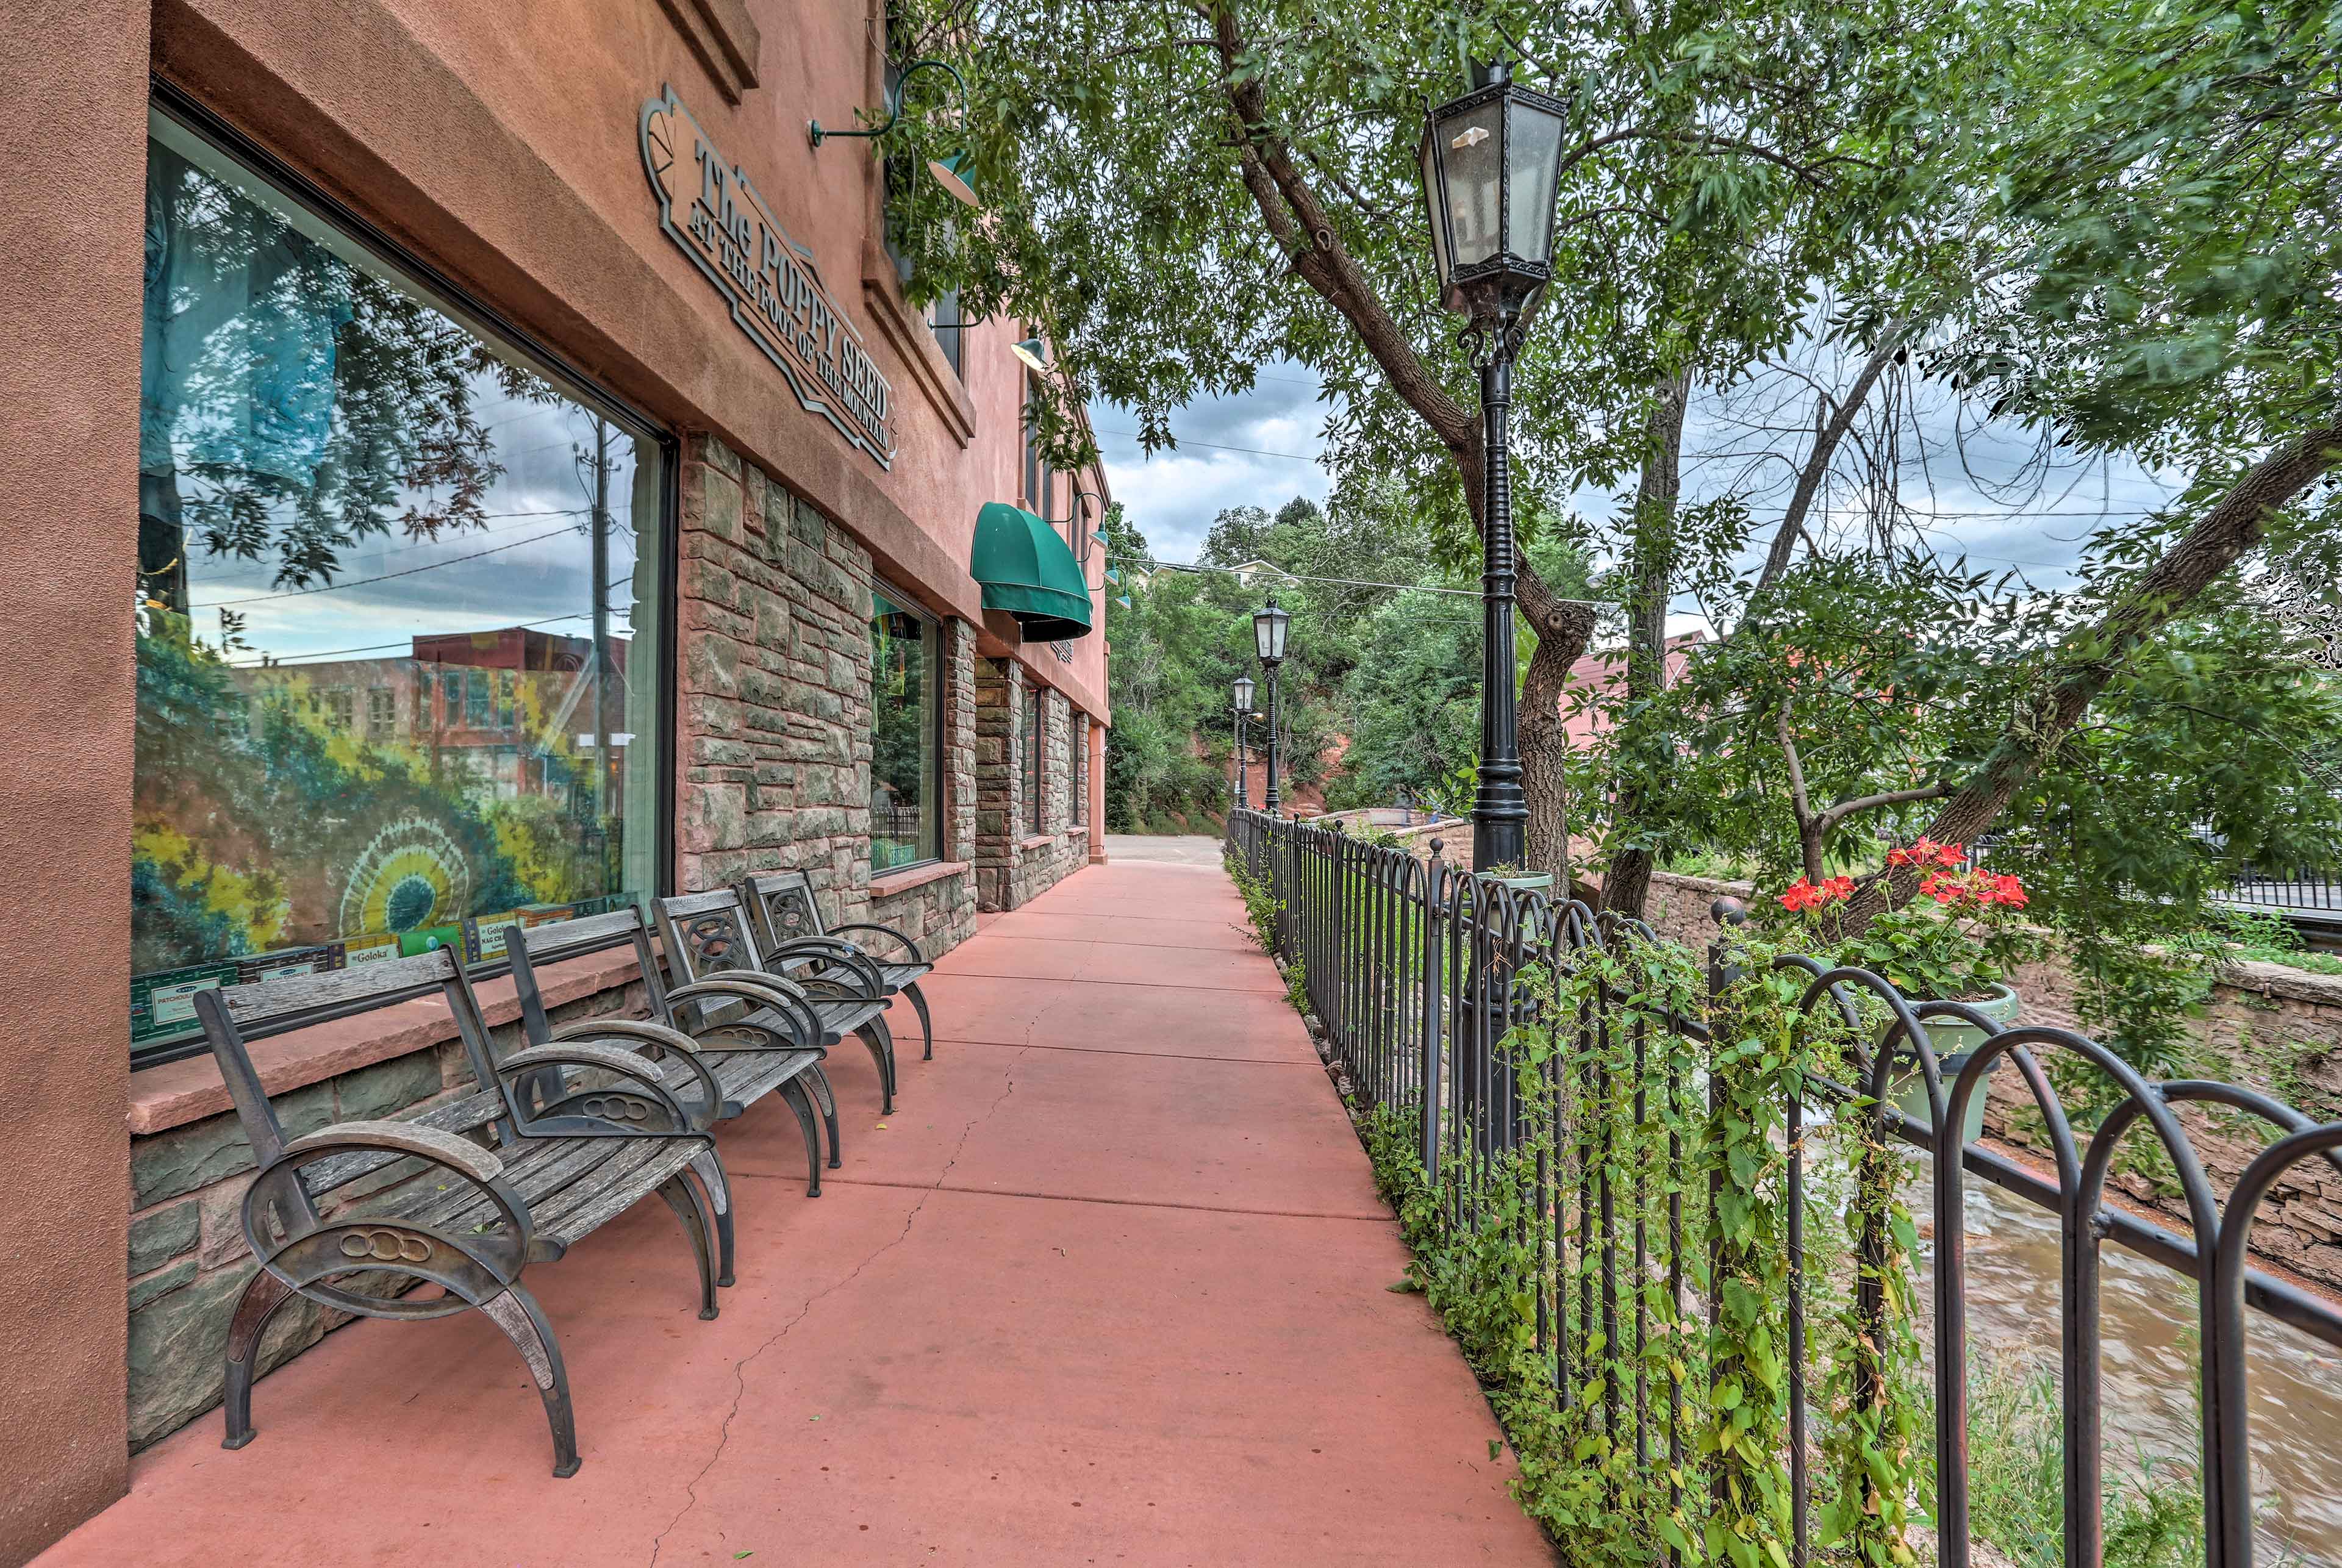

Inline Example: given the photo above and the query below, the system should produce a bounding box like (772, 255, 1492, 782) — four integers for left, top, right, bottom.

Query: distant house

(1560, 629, 1708, 748)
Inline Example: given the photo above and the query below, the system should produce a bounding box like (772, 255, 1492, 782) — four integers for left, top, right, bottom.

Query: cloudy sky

(1089, 353, 2184, 632)
(176, 385, 650, 671)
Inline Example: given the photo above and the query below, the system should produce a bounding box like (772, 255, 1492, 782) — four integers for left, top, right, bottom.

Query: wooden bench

(193, 945, 732, 1478)
(656, 888, 899, 1120)
(504, 907, 833, 1208)
(742, 868, 937, 1064)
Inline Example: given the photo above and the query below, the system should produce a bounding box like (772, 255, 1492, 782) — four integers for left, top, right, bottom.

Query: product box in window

(130, 961, 242, 1047)
(398, 925, 464, 958)
(462, 911, 527, 965)
(237, 941, 348, 986)
(342, 932, 402, 966)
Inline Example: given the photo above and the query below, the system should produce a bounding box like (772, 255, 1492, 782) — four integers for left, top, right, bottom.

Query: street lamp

(1232, 675, 1256, 812)
(1419, 59, 1567, 872)
(1252, 596, 1290, 816)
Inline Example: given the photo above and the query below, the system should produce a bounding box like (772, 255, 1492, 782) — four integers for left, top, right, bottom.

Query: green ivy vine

(1335, 905, 1928, 1567)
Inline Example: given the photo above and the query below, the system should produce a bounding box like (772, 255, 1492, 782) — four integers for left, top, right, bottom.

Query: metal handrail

(1225, 806, 2342, 1568)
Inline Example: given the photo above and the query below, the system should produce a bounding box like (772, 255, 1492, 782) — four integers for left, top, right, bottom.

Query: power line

(1109, 551, 1610, 606)
(192, 523, 587, 609)
(1094, 429, 1325, 464)
(221, 612, 604, 668)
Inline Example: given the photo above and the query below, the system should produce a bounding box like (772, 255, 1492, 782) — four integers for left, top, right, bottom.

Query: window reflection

(869, 590, 939, 871)
(131, 106, 665, 1053)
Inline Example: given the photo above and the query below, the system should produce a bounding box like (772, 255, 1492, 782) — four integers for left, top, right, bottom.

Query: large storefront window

(869, 588, 940, 871)
(132, 104, 668, 1059)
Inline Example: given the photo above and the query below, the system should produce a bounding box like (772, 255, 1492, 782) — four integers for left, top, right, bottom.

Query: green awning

(970, 501, 1093, 640)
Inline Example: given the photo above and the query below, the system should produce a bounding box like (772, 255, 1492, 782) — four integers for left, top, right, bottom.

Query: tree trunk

(1846, 409, 2342, 923)
(1518, 565, 1599, 886)
(1601, 373, 1693, 919)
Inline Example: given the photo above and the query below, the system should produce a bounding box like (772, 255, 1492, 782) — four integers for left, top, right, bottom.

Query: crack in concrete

(645, 1054, 1023, 1567)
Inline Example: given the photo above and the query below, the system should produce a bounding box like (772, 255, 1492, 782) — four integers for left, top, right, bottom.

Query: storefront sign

(640, 85, 897, 467)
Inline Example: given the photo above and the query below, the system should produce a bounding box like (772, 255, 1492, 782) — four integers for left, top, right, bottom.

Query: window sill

(125, 946, 648, 1137)
(1020, 833, 1055, 851)
(870, 859, 969, 897)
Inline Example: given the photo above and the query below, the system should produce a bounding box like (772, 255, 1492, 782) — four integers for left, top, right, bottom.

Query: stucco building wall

(4, 0, 1113, 1556)
(0, 9, 150, 1562)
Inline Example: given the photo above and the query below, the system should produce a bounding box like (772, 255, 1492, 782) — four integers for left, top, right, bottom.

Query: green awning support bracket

(971, 501, 1093, 640)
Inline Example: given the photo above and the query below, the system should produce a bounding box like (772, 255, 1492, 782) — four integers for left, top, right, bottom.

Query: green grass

(1951, 1348, 2208, 1568)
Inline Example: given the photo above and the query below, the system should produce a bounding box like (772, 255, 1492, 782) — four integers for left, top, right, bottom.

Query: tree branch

(1208, 1, 1478, 464)
(1814, 781, 1953, 836)
(1847, 406, 2342, 923)
(1751, 314, 1912, 597)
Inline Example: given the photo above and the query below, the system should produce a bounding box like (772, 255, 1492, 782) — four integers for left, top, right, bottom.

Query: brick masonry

(975, 659, 1086, 910)
(118, 431, 1109, 1452)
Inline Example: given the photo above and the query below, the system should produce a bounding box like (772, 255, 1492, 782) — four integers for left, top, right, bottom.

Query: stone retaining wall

(1636, 869, 2342, 1293)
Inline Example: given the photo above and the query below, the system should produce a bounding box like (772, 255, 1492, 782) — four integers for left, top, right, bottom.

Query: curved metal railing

(1225, 807, 2342, 1568)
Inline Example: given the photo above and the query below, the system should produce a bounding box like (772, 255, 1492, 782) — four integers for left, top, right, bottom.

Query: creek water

(1933, 1179, 2342, 1564)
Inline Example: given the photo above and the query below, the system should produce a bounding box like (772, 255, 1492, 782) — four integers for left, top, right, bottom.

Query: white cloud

(1087, 364, 1332, 564)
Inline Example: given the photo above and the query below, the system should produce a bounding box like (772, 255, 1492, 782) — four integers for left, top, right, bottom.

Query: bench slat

(514, 909, 648, 960)
(219, 948, 461, 1028)
(297, 1089, 506, 1197)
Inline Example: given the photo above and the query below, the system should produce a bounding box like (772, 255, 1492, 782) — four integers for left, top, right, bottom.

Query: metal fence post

(1421, 839, 1446, 1181)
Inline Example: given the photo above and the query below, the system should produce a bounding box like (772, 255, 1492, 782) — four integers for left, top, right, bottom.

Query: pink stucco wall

(4, 1, 1109, 1556)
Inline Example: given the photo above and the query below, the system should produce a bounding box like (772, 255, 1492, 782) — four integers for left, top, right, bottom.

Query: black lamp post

(1252, 597, 1290, 815)
(1419, 60, 1567, 872)
(1232, 674, 1256, 813)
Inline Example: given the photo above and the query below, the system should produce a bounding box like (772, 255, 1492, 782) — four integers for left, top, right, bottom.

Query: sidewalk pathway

(41, 857, 1551, 1567)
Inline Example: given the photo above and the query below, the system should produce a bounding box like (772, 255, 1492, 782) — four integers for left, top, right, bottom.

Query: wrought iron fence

(1225, 807, 2342, 1568)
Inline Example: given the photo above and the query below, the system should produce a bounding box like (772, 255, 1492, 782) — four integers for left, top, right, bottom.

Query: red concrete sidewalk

(40, 858, 1552, 1567)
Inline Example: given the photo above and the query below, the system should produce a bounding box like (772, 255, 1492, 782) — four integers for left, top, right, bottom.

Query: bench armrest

(762, 937, 888, 998)
(829, 922, 928, 965)
(496, 1044, 703, 1137)
(668, 975, 826, 1048)
(268, 1121, 533, 1254)
(548, 1019, 724, 1131)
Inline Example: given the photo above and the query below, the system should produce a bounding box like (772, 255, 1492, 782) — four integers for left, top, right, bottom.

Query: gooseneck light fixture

(1010, 336, 1050, 374)
(810, 57, 979, 207)
(1418, 58, 1567, 873)
(1252, 596, 1290, 816)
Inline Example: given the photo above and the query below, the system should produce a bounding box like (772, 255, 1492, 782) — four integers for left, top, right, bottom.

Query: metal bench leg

(807, 1064, 842, 1167)
(780, 1076, 823, 1197)
(904, 979, 934, 1061)
(690, 1148, 737, 1287)
(657, 1175, 721, 1322)
(478, 1285, 579, 1478)
(221, 1267, 296, 1450)
(857, 1015, 897, 1115)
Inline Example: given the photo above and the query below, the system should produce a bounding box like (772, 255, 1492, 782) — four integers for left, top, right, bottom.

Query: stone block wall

(973, 655, 1022, 911)
(974, 661, 1086, 910)
(676, 435, 876, 915)
(675, 433, 980, 947)
(122, 975, 650, 1450)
